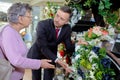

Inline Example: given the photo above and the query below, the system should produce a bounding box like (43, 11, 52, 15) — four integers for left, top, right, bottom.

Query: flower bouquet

(57, 43, 72, 65)
(84, 26, 109, 41)
(71, 45, 115, 80)
(54, 43, 73, 80)
(83, 26, 115, 47)
(69, 26, 116, 80)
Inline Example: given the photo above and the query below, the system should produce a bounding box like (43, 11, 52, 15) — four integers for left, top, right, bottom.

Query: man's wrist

(55, 58, 59, 63)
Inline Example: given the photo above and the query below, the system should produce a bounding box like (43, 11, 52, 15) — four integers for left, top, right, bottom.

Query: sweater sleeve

(1, 27, 41, 70)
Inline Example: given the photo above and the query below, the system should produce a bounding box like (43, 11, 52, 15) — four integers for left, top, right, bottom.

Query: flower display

(43, 2, 60, 19)
(58, 43, 66, 58)
(57, 43, 72, 65)
(70, 26, 116, 80)
(84, 26, 109, 41)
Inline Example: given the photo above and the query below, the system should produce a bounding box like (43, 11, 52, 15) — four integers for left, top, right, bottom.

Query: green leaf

(95, 71, 103, 80)
(98, 1, 104, 10)
(104, 0, 112, 9)
(99, 47, 106, 59)
(91, 33, 98, 39)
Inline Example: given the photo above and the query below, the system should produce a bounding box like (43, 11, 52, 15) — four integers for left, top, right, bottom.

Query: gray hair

(7, 2, 32, 23)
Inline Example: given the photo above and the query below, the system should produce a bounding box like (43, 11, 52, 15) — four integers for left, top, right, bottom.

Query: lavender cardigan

(0, 24, 41, 80)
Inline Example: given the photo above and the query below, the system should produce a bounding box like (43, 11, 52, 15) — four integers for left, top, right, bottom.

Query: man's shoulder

(37, 19, 54, 29)
(63, 24, 71, 29)
(39, 19, 53, 23)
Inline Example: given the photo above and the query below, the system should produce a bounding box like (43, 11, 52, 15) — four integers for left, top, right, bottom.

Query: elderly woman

(0, 2, 55, 80)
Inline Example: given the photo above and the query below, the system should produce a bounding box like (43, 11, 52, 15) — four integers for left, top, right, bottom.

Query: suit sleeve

(36, 21, 57, 62)
(64, 26, 75, 53)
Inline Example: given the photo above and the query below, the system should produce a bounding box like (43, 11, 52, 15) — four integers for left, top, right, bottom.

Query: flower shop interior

(0, 0, 120, 80)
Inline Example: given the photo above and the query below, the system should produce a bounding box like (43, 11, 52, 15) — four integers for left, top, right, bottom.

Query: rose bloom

(92, 26, 102, 36)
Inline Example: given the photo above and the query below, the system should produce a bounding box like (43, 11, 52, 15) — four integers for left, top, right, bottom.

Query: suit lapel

(51, 21, 57, 40)
(57, 27, 65, 41)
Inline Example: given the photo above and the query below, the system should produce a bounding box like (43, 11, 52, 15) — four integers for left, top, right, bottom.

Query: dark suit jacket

(28, 19, 75, 63)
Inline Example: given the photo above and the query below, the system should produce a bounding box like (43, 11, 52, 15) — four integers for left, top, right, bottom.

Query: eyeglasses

(24, 15, 32, 18)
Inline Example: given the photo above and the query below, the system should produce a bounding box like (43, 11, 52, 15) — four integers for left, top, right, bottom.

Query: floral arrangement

(84, 26, 115, 46)
(65, 0, 119, 27)
(57, 43, 72, 65)
(71, 45, 115, 80)
(43, 2, 60, 19)
(69, 26, 116, 80)
(54, 43, 72, 80)
(84, 26, 108, 41)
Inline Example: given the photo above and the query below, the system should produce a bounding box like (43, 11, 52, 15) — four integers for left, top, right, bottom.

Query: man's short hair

(59, 6, 73, 18)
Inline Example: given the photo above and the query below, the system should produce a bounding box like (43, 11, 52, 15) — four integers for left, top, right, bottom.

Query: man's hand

(56, 59, 73, 75)
(77, 39, 88, 45)
(65, 67, 73, 76)
(40, 59, 55, 69)
(56, 59, 67, 69)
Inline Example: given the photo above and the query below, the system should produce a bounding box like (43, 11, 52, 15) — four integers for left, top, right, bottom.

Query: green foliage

(67, 2, 83, 14)
(73, 43, 115, 79)
(45, 2, 59, 18)
(85, 32, 98, 41)
(84, 0, 97, 7)
(98, 0, 118, 26)
(66, 0, 119, 27)
(99, 48, 106, 59)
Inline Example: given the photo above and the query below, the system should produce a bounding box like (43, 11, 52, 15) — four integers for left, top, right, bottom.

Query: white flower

(88, 38, 101, 46)
(89, 51, 98, 62)
(57, 52, 63, 59)
(72, 58, 76, 63)
(75, 54, 80, 61)
(76, 76, 83, 80)
(89, 71, 96, 79)
(92, 63, 98, 70)
(75, 45, 81, 51)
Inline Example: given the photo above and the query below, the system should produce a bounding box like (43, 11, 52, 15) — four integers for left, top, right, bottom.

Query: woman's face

(54, 9, 70, 28)
(19, 10, 32, 28)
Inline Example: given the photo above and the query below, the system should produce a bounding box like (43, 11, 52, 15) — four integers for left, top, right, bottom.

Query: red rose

(59, 50, 65, 57)
(65, 56, 71, 65)
(102, 30, 109, 35)
(66, 56, 69, 64)
(50, 13, 54, 17)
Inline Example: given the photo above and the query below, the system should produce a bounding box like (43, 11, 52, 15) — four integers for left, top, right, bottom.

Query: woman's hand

(40, 59, 55, 69)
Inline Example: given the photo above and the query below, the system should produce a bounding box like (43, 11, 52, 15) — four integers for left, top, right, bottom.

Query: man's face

(54, 9, 70, 28)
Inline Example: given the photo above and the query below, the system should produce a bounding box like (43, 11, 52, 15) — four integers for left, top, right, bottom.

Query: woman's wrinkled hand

(40, 59, 55, 69)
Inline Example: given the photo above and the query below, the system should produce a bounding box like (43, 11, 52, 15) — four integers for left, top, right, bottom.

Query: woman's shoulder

(3, 25, 13, 33)
(2, 24, 18, 36)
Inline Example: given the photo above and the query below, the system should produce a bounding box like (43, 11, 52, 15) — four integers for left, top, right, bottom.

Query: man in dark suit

(28, 6, 86, 80)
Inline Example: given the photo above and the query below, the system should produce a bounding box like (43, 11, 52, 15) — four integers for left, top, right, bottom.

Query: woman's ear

(18, 16, 23, 23)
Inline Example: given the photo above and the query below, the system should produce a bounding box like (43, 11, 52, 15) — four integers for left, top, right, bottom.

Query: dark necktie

(55, 28, 60, 38)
